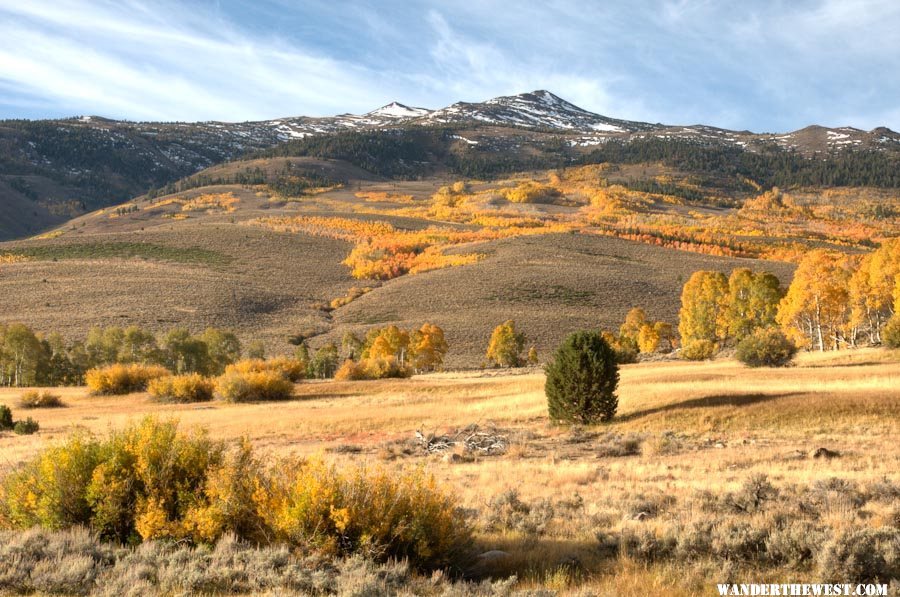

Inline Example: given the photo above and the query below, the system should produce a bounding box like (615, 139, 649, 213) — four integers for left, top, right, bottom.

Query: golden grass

(0, 348, 897, 593)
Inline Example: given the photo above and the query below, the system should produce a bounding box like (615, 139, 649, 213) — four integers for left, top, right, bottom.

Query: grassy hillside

(0, 171, 797, 366)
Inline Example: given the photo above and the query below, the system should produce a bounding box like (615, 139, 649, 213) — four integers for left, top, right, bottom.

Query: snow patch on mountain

(367, 102, 432, 119)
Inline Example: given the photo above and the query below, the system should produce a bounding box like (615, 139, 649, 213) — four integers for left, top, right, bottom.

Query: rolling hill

(0, 165, 798, 367)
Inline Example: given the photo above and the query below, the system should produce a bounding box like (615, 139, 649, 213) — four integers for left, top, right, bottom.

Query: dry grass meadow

(1, 348, 898, 595)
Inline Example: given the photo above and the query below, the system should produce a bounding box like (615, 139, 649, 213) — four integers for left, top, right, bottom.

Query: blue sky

(0, 0, 898, 132)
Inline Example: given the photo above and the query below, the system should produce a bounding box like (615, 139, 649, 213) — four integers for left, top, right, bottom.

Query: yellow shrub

(184, 439, 269, 544)
(225, 357, 305, 382)
(334, 357, 412, 381)
(261, 458, 472, 569)
(334, 359, 368, 381)
(681, 339, 717, 361)
(88, 418, 221, 542)
(0, 418, 222, 543)
(0, 433, 101, 529)
(363, 356, 412, 379)
(18, 390, 64, 408)
(215, 370, 294, 403)
(0, 422, 472, 570)
(147, 374, 215, 403)
(329, 286, 373, 309)
(500, 181, 561, 204)
(85, 363, 170, 395)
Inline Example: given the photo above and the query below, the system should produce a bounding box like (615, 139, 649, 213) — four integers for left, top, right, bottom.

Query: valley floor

(1, 349, 898, 595)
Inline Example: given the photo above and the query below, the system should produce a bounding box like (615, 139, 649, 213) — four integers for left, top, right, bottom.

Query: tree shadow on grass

(800, 361, 888, 369)
(616, 392, 803, 423)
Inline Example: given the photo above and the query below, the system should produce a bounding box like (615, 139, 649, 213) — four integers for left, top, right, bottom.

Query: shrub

(484, 490, 554, 537)
(595, 432, 643, 457)
(13, 418, 39, 435)
(0, 405, 12, 430)
(0, 418, 222, 543)
(85, 363, 170, 395)
(884, 315, 900, 348)
(335, 359, 368, 381)
(681, 339, 716, 361)
(259, 459, 472, 570)
(0, 432, 103, 529)
(735, 328, 797, 367)
(0, 527, 116, 595)
(818, 527, 900, 583)
(334, 357, 412, 381)
(0, 421, 472, 572)
(363, 356, 412, 379)
(0, 528, 484, 595)
(225, 357, 305, 382)
(148, 374, 215, 403)
(545, 331, 619, 424)
(215, 370, 294, 403)
(766, 520, 826, 568)
(17, 391, 64, 409)
(710, 520, 770, 562)
(619, 525, 678, 562)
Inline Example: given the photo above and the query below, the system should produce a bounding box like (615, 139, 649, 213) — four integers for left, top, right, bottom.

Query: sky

(0, 0, 898, 132)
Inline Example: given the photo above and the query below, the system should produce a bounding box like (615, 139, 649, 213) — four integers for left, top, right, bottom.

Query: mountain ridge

(1, 89, 899, 239)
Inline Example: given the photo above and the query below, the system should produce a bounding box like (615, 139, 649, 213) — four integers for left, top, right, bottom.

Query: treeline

(581, 138, 900, 189)
(0, 325, 248, 387)
(620, 178, 707, 202)
(251, 128, 452, 179)
(147, 163, 338, 199)
(250, 126, 900, 189)
(248, 127, 571, 180)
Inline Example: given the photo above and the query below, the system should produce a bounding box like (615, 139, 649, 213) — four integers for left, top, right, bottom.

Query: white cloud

(0, 0, 391, 120)
(0, 0, 897, 130)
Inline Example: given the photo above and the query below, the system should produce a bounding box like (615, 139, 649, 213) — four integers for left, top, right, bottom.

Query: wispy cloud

(0, 0, 897, 131)
(0, 0, 389, 120)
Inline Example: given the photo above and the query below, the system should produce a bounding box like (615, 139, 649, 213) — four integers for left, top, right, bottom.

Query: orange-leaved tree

(410, 324, 449, 372)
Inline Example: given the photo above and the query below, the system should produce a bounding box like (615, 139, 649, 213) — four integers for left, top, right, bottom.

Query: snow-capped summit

(422, 90, 655, 133)
(366, 102, 432, 119)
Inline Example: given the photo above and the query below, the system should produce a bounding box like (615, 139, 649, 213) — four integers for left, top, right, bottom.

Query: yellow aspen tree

(777, 250, 853, 351)
(619, 307, 647, 344)
(726, 269, 783, 341)
(637, 323, 661, 353)
(364, 325, 410, 363)
(678, 271, 730, 346)
(410, 324, 448, 372)
(849, 239, 900, 344)
(486, 320, 526, 368)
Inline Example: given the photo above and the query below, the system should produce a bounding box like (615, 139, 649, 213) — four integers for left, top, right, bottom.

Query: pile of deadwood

(415, 424, 508, 455)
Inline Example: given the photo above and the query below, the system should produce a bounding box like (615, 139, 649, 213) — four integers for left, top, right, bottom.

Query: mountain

(1, 90, 899, 239)
(421, 90, 655, 132)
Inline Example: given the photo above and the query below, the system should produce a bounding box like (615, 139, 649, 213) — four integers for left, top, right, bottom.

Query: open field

(1, 349, 898, 594)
